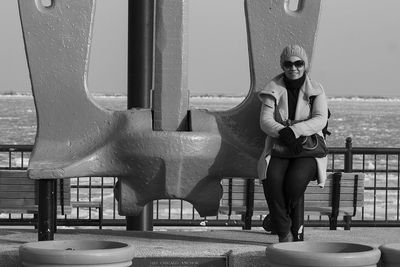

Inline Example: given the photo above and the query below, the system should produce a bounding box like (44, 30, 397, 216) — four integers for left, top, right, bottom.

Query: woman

(257, 44, 328, 242)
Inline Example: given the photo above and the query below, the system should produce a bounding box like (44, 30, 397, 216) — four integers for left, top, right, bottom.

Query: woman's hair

(280, 44, 309, 71)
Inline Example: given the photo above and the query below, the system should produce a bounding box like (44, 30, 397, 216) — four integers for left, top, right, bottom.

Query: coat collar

(259, 73, 322, 101)
(258, 73, 323, 121)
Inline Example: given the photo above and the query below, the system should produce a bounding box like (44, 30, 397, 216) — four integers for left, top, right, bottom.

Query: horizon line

(1, 90, 400, 99)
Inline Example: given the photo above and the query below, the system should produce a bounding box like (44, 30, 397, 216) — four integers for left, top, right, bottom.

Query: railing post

(344, 137, 353, 172)
(53, 180, 57, 233)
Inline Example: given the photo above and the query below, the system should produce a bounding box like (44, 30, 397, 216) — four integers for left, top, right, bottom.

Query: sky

(1, 0, 400, 97)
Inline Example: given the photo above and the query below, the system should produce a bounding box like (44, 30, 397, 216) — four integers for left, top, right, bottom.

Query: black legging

(262, 157, 317, 237)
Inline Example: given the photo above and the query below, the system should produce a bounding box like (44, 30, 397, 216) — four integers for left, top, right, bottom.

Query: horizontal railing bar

(365, 187, 400, 190)
(351, 148, 400, 154)
(0, 219, 37, 225)
(0, 167, 28, 170)
(337, 221, 400, 227)
(0, 144, 33, 152)
(71, 185, 114, 189)
(353, 169, 400, 173)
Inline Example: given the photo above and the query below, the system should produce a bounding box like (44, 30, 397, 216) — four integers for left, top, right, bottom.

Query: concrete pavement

(1, 226, 400, 266)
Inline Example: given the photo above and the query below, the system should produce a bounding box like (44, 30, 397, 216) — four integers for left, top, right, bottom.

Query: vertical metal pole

(38, 179, 55, 241)
(53, 180, 57, 233)
(345, 137, 353, 172)
(344, 137, 354, 229)
(126, 0, 154, 231)
(128, 0, 154, 109)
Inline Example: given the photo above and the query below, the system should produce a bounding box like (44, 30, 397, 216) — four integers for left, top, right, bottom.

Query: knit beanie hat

(280, 44, 309, 71)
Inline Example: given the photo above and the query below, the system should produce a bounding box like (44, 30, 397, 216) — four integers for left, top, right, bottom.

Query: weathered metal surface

(18, 0, 117, 178)
(18, 0, 321, 217)
(246, 0, 321, 91)
(153, 0, 189, 131)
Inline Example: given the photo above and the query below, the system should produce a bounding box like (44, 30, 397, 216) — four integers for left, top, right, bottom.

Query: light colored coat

(257, 73, 328, 187)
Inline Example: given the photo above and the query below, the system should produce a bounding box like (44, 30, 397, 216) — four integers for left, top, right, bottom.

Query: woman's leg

(284, 157, 317, 239)
(262, 157, 291, 238)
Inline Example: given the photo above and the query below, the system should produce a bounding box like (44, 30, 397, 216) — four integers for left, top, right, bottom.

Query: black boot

(278, 232, 292, 242)
(289, 197, 304, 241)
(262, 214, 277, 234)
(291, 225, 303, 242)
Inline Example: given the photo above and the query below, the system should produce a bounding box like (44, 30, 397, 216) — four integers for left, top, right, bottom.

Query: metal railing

(1, 138, 400, 228)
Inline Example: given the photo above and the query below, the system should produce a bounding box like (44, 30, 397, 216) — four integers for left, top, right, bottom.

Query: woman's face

(282, 56, 305, 80)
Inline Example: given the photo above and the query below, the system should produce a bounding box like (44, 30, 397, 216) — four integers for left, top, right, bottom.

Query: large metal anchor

(18, 0, 321, 217)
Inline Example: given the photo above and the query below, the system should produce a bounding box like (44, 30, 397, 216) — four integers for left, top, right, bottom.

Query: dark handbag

(271, 133, 328, 158)
(271, 94, 329, 159)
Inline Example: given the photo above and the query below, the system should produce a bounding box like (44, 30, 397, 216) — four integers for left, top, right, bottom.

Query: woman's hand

(279, 127, 303, 154)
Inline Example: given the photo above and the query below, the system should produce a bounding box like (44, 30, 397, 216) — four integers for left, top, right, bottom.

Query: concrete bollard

(266, 241, 381, 267)
(19, 240, 134, 267)
(378, 243, 400, 267)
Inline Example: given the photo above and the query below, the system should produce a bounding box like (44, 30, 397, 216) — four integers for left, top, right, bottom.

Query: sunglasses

(283, 60, 305, 69)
